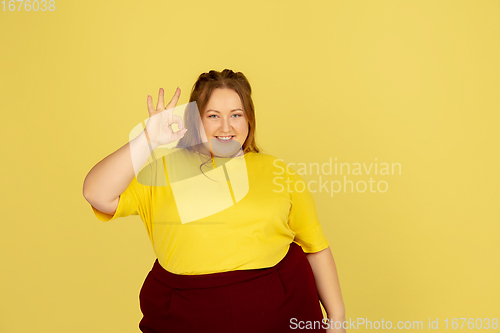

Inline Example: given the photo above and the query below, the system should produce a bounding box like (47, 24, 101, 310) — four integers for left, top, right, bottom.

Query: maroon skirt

(138, 242, 326, 333)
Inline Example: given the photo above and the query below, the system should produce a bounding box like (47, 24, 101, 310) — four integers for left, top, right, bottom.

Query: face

(199, 88, 249, 156)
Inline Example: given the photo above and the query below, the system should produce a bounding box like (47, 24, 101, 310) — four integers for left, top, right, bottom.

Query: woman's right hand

(145, 87, 188, 148)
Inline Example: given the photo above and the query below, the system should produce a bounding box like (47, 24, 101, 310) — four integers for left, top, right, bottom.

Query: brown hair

(174, 69, 260, 156)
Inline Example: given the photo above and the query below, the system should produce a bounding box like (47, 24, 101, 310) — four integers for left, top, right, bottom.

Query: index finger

(169, 114, 185, 130)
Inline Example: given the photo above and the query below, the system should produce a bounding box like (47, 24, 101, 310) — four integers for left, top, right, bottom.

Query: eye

(232, 113, 243, 118)
(208, 114, 218, 119)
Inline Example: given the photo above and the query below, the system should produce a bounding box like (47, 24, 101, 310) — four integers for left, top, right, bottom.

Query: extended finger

(156, 88, 165, 110)
(147, 94, 155, 114)
(165, 87, 181, 111)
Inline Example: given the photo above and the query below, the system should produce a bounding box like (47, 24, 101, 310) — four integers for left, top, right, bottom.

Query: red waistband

(150, 242, 302, 290)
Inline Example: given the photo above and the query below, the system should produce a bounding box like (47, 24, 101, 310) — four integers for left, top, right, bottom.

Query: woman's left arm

(306, 246, 346, 332)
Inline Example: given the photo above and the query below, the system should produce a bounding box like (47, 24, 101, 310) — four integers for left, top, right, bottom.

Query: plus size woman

(83, 69, 345, 333)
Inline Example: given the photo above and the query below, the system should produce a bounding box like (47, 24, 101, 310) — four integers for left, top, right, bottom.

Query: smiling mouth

(215, 136, 235, 141)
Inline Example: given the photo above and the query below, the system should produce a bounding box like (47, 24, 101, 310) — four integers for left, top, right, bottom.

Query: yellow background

(1, 0, 499, 332)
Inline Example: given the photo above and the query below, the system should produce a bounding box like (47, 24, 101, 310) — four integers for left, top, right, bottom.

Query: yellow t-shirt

(90, 148, 330, 275)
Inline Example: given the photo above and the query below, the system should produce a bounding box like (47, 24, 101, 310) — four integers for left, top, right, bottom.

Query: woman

(83, 69, 345, 332)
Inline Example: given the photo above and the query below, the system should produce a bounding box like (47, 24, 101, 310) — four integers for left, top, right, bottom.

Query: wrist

(143, 129, 158, 151)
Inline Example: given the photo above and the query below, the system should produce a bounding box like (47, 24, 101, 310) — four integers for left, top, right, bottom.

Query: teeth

(217, 136, 233, 140)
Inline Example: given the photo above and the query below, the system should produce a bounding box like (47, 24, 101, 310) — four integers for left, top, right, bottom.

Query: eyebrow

(205, 108, 244, 113)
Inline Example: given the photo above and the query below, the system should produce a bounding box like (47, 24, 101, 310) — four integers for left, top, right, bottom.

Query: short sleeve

(286, 166, 330, 253)
(90, 175, 149, 222)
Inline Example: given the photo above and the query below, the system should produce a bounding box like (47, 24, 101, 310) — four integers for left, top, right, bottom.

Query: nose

(220, 116, 232, 132)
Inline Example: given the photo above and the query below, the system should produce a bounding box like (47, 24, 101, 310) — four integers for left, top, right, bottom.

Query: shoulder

(245, 152, 295, 175)
(246, 151, 284, 163)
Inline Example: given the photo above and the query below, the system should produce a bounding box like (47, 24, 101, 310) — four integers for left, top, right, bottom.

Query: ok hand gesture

(144, 87, 187, 149)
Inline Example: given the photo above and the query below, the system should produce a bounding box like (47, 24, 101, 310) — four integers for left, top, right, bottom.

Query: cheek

(200, 121, 215, 135)
(236, 121, 249, 135)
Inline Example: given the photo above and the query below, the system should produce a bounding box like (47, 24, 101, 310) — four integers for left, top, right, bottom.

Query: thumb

(173, 128, 188, 140)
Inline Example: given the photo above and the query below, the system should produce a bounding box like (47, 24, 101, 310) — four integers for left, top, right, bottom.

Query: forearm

(82, 130, 155, 202)
(306, 247, 345, 321)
